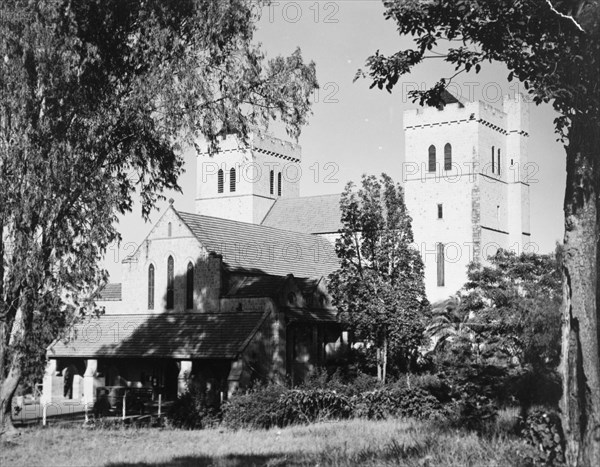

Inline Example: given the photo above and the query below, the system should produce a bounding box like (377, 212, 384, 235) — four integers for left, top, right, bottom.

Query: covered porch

(44, 311, 272, 409)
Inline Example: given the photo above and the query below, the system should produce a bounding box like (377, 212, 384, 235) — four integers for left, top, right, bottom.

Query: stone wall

(404, 102, 479, 302)
(404, 96, 530, 302)
(119, 207, 221, 314)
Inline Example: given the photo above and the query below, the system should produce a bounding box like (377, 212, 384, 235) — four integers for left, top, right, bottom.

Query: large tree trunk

(0, 359, 20, 437)
(0, 306, 25, 438)
(559, 118, 600, 466)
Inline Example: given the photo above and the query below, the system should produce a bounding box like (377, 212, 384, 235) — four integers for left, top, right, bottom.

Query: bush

(447, 391, 499, 434)
(300, 367, 379, 397)
(221, 384, 287, 430)
(393, 373, 453, 403)
(279, 389, 353, 423)
(519, 409, 565, 465)
(167, 384, 219, 429)
(354, 387, 444, 421)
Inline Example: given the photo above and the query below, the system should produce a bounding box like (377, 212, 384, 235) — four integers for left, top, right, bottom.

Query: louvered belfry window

(444, 143, 452, 171)
(217, 169, 224, 193)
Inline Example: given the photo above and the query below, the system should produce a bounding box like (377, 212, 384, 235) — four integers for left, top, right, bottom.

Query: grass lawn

(0, 417, 535, 467)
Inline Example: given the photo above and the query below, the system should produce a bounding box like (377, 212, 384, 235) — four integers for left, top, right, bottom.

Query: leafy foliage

(328, 174, 429, 382)
(354, 387, 444, 421)
(427, 250, 563, 413)
(167, 384, 219, 430)
(221, 384, 288, 430)
(461, 248, 562, 369)
(519, 409, 566, 465)
(447, 389, 499, 435)
(360, 0, 599, 137)
(279, 389, 353, 424)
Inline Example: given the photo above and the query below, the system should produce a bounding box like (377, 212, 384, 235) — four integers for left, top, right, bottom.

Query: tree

(328, 174, 428, 383)
(428, 249, 563, 412)
(426, 295, 478, 357)
(0, 0, 318, 436)
(359, 1, 599, 463)
(461, 248, 563, 370)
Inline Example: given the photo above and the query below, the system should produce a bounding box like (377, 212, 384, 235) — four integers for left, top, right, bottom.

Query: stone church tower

(403, 94, 531, 303)
(195, 133, 302, 224)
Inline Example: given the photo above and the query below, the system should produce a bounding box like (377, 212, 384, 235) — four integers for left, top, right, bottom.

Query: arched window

(444, 143, 452, 171)
(186, 262, 194, 310)
(491, 146, 495, 173)
(167, 222, 172, 237)
(269, 170, 274, 195)
(217, 169, 224, 193)
(497, 148, 501, 176)
(428, 145, 436, 172)
(229, 167, 236, 192)
(148, 264, 155, 310)
(166, 255, 174, 310)
(277, 172, 282, 196)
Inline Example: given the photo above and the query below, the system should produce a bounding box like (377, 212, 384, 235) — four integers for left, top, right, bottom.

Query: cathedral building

(43, 93, 530, 406)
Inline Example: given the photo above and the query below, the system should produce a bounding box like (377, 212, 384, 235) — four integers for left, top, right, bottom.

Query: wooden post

(122, 392, 126, 420)
(42, 403, 47, 427)
(158, 394, 162, 417)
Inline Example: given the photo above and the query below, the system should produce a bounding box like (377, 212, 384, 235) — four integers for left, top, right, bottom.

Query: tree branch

(546, 0, 585, 32)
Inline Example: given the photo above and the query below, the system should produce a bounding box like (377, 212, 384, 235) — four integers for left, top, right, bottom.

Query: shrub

(519, 409, 565, 465)
(279, 389, 353, 423)
(354, 387, 444, 421)
(167, 384, 219, 429)
(344, 371, 380, 396)
(447, 392, 499, 434)
(221, 384, 287, 430)
(393, 373, 453, 403)
(300, 367, 379, 397)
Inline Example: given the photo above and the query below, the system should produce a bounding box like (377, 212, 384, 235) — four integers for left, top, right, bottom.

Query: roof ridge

(178, 210, 332, 242)
(259, 198, 278, 225)
(278, 193, 341, 201)
(82, 311, 264, 318)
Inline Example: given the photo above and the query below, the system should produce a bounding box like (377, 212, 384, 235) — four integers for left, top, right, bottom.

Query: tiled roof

(284, 307, 339, 323)
(49, 312, 267, 359)
(97, 283, 122, 301)
(261, 194, 342, 234)
(177, 211, 339, 278)
(225, 275, 286, 298)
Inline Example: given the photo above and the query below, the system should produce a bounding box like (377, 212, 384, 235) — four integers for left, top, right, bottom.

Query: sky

(102, 1, 566, 282)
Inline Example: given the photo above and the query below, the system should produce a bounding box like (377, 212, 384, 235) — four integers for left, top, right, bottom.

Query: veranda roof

(48, 312, 268, 359)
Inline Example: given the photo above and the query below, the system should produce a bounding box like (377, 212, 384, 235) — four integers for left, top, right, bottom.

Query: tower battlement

(251, 133, 302, 162)
(197, 132, 302, 162)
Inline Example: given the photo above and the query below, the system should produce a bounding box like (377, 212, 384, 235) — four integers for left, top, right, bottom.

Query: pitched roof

(435, 89, 466, 108)
(49, 312, 267, 359)
(261, 194, 343, 234)
(177, 211, 339, 278)
(225, 275, 286, 298)
(97, 283, 122, 301)
(284, 307, 339, 323)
